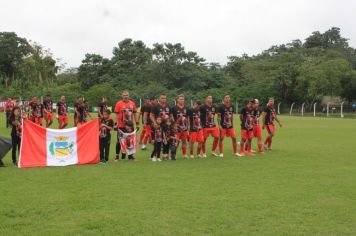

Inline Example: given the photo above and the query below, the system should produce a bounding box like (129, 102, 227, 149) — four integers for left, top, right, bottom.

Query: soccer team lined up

(3, 90, 282, 165)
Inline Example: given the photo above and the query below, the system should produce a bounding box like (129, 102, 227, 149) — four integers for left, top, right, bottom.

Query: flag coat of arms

(19, 119, 99, 168)
(119, 129, 137, 155)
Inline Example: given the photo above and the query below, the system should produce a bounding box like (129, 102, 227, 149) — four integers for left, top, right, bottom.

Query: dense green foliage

(1, 115, 356, 235)
(1, 27, 356, 105)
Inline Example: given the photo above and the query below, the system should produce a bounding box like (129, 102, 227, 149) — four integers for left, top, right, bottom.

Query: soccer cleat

(212, 152, 218, 157)
(152, 157, 157, 162)
(114, 158, 119, 163)
(157, 158, 162, 162)
(268, 147, 272, 151)
(258, 151, 265, 155)
(171, 157, 176, 161)
(263, 144, 268, 151)
(240, 152, 245, 157)
(198, 154, 203, 158)
(251, 149, 256, 153)
(190, 155, 194, 159)
(219, 153, 224, 158)
(234, 152, 242, 157)
(141, 144, 147, 150)
(247, 152, 255, 156)
(203, 153, 207, 158)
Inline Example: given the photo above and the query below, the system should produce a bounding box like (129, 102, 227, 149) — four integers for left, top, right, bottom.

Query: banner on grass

(19, 119, 99, 168)
(119, 129, 137, 155)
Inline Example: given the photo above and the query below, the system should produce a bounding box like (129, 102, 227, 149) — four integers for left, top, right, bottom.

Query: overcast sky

(1, 0, 355, 68)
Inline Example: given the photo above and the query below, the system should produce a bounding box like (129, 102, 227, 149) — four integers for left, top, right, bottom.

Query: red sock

(143, 135, 148, 145)
(233, 143, 237, 153)
(182, 146, 187, 156)
(268, 139, 272, 148)
(139, 130, 145, 144)
(264, 137, 269, 145)
(247, 142, 251, 153)
(212, 138, 218, 152)
(219, 142, 223, 153)
(240, 145, 245, 155)
(197, 146, 201, 155)
(190, 148, 194, 155)
(258, 143, 263, 152)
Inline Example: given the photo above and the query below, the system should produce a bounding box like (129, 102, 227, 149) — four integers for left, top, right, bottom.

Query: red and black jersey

(74, 102, 80, 118)
(240, 107, 254, 131)
(263, 106, 276, 125)
(170, 105, 189, 132)
(99, 117, 114, 139)
(187, 108, 202, 132)
(217, 104, 234, 129)
(98, 102, 107, 117)
(28, 102, 36, 116)
(200, 104, 217, 128)
(252, 108, 262, 125)
(141, 104, 151, 124)
(153, 125, 164, 142)
(77, 104, 86, 122)
(33, 103, 44, 118)
(151, 103, 170, 122)
(57, 101, 68, 116)
(43, 100, 53, 113)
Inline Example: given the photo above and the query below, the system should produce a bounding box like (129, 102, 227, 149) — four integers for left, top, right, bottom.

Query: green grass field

(0, 114, 356, 235)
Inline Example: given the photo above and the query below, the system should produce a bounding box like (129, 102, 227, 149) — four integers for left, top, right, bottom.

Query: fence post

(301, 103, 305, 116)
(341, 102, 344, 118)
(313, 102, 317, 117)
(327, 103, 330, 117)
(139, 99, 142, 108)
(289, 103, 295, 116)
(277, 102, 281, 114)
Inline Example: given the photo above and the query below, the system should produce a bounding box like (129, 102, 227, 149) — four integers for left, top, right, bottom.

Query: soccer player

(150, 94, 170, 160)
(114, 90, 139, 161)
(73, 96, 82, 126)
(200, 95, 219, 157)
(43, 95, 54, 127)
(140, 97, 155, 150)
(138, 99, 149, 148)
(217, 94, 240, 157)
(170, 94, 189, 159)
(188, 101, 204, 158)
(28, 96, 38, 123)
(252, 99, 264, 154)
(99, 109, 114, 163)
(4, 98, 14, 128)
(33, 99, 44, 126)
(56, 96, 69, 129)
(98, 97, 108, 118)
(239, 100, 255, 156)
(262, 97, 283, 150)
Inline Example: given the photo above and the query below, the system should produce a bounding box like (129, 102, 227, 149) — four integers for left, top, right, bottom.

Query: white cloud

(1, 0, 355, 67)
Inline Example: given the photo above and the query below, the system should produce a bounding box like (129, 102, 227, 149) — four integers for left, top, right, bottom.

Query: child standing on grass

(167, 120, 179, 161)
(9, 106, 22, 166)
(116, 120, 137, 161)
(151, 117, 164, 162)
(99, 109, 114, 164)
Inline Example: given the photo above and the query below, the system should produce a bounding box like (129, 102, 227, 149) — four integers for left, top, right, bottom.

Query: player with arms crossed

(217, 94, 240, 157)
